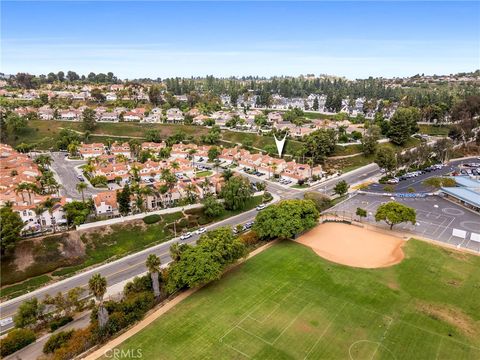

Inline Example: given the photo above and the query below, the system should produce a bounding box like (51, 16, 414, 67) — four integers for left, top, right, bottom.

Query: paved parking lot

(329, 193, 480, 253)
(366, 157, 475, 193)
(50, 152, 102, 200)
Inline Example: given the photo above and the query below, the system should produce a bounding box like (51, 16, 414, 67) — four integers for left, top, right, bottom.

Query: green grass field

(108, 238, 480, 360)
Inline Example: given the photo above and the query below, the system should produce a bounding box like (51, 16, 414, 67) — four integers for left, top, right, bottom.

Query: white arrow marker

(274, 134, 287, 158)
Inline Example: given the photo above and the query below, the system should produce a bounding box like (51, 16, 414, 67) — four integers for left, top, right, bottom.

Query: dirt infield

(296, 222, 405, 268)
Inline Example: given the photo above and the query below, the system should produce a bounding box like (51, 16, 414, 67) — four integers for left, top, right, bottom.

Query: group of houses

(0, 144, 68, 234)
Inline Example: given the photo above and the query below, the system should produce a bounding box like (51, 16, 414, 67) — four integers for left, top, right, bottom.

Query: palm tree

(307, 158, 314, 179)
(67, 142, 79, 158)
(184, 184, 197, 204)
(115, 154, 128, 165)
(188, 149, 197, 167)
(42, 197, 60, 233)
(76, 182, 88, 202)
(34, 154, 52, 170)
(169, 243, 183, 262)
(145, 254, 161, 299)
(170, 161, 180, 172)
(140, 186, 154, 211)
(34, 204, 45, 234)
(222, 168, 233, 181)
(270, 163, 278, 179)
(15, 182, 38, 205)
(88, 274, 108, 329)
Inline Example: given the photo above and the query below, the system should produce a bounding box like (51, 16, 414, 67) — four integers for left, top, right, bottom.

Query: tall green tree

(117, 184, 131, 216)
(303, 129, 337, 163)
(82, 108, 97, 132)
(388, 107, 421, 145)
(333, 180, 349, 196)
(14, 298, 45, 329)
(220, 176, 253, 211)
(375, 147, 397, 174)
(253, 199, 319, 240)
(375, 202, 416, 230)
(0, 204, 24, 255)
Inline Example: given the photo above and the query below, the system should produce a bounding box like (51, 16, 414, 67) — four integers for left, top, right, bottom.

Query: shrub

(52, 325, 94, 360)
(378, 175, 392, 184)
(49, 315, 74, 332)
(43, 330, 74, 354)
(123, 275, 152, 297)
(423, 177, 456, 188)
(240, 231, 260, 246)
(0, 328, 36, 357)
(407, 187, 416, 193)
(143, 214, 161, 224)
(383, 185, 395, 192)
(263, 191, 273, 203)
(304, 192, 332, 212)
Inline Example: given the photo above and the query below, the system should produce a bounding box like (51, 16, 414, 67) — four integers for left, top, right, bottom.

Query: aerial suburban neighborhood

(0, 1, 479, 360)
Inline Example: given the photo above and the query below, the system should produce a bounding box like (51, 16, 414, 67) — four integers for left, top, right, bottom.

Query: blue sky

(2, 1, 479, 79)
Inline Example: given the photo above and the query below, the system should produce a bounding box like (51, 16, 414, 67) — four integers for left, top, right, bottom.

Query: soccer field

(108, 239, 480, 360)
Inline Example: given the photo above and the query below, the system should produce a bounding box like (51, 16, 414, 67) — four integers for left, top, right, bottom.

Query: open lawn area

(107, 239, 480, 360)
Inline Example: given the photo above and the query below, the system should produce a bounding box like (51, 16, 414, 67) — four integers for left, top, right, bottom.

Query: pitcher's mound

(296, 222, 405, 269)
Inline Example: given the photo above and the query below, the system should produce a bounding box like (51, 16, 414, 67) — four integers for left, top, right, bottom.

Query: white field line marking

(435, 338, 443, 360)
(237, 324, 273, 345)
(303, 302, 348, 360)
(438, 216, 455, 240)
(272, 303, 309, 345)
(219, 283, 288, 342)
(248, 302, 280, 324)
(370, 317, 394, 360)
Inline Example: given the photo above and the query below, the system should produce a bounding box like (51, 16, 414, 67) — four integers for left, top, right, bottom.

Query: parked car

(77, 175, 85, 182)
(387, 178, 399, 184)
(256, 204, 267, 211)
(195, 227, 206, 235)
(180, 232, 192, 240)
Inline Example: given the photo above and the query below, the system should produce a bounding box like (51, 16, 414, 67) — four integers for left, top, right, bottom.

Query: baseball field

(101, 230, 480, 359)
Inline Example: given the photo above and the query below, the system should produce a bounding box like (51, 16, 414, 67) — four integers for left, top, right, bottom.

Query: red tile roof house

(110, 142, 131, 159)
(145, 183, 182, 209)
(141, 142, 167, 153)
(238, 153, 263, 171)
(93, 190, 119, 217)
(257, 156, 287, 177)
(123, 111, 142, 122)
(93, 163, 130, 183)
(79, 143, 106, 159)
(138, 160, 169, 181)
(165, 108, 184, 123)
(192, 145, 211, 161)
(281, 161, 323, 183)
(170, 158, 195, 176)
(170, 143, 196, 159)
(218, 146, 241, 164)
(59, 109, 81, 121)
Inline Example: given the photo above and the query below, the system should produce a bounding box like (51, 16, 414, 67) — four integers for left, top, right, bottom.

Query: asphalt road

(0, 162, 382, 332)
(49, 152, 102, 200)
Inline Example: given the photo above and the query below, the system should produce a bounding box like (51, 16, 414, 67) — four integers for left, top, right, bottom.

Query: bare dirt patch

(296, 222, 405, 269)
(417, 302, 480, 339)
(13, 240, 37, 272)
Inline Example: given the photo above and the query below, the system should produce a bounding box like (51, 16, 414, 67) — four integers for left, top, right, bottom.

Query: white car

(195, 227, 206, 235)
(256, 204, 267, 211)
(180, 232, 192, 240)
(387, 178, 399, 184)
